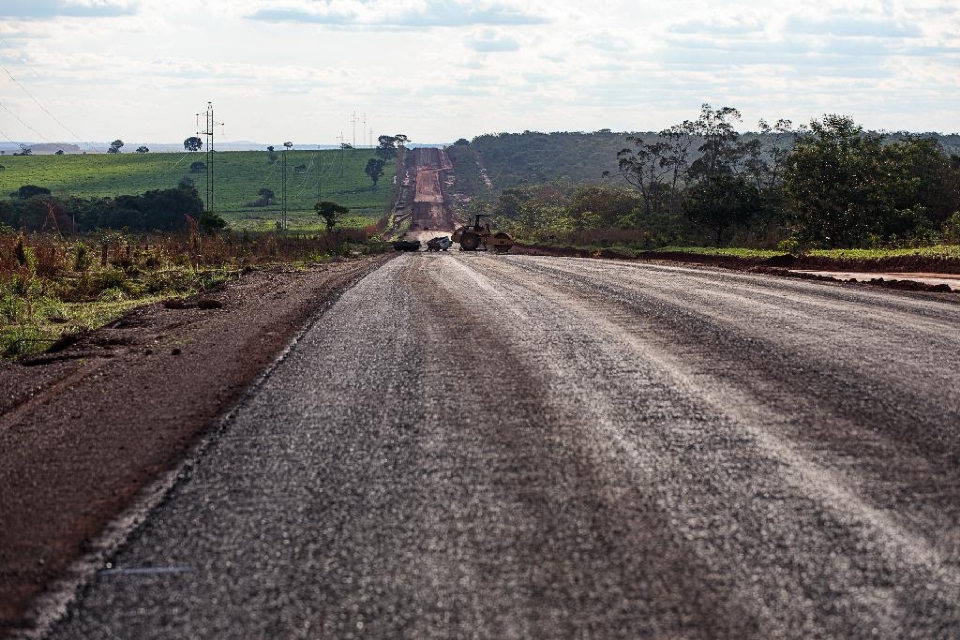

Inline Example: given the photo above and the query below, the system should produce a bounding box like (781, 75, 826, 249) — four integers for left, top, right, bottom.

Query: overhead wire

(0, 36, 103, 152)
(0, 100, 50, 143)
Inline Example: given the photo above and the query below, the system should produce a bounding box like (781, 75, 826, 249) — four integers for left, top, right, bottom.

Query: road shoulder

(0, 255, 392, 636)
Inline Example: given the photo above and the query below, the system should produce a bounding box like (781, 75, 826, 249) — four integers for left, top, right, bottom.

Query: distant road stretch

(52, 254, 960, 638)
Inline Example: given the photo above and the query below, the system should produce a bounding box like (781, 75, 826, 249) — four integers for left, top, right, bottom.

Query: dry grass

(0, 227, 389, 357)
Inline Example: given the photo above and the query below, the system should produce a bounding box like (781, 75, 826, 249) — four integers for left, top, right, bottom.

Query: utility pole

(282, 141, 293, 229)
(351, 112, 357, 149)
(316, 145, 322, 202)
(197, 102, 223, 212)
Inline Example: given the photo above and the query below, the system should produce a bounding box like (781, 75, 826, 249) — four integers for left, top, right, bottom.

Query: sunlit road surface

(52, 254, 960, 638)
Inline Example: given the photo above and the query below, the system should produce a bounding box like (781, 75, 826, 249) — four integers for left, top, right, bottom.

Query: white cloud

(0, 0, 137, 19)
(246, 0, 548, 28)
(0, 0, 958, 144)
(467, 29, 521, 52)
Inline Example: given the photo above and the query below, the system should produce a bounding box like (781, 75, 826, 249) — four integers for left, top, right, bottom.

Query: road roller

(452, 214, 514, 253)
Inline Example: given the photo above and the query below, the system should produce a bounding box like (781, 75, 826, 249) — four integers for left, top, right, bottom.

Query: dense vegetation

(451, 109, 960, 250)
(0, 181, 227, 234)
(0, 148, 395, 231)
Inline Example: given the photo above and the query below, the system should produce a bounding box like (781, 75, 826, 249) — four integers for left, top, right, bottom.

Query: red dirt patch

(510, 244, 959, 293)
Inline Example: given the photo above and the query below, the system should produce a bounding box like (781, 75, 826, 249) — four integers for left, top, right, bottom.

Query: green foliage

(457, 108, 959, 251)
(684, 175, 763, 246)
(200, 211, 228, 233)
(376, 135, 398, 160)
(315, 200, 350, 232)
(364, 158, 386, 188)
(17, 185, 51, 199)
(184, 137, 203, 152)
(784, 116, 960, 248)
(0, 183, 204, 233)
(943, 212, 960, 244)
(73, 241, 93, 271)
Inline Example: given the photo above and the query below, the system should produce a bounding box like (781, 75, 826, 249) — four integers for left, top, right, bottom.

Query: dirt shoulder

(513, 244, 960, 293)
(0, 255, 393, 635)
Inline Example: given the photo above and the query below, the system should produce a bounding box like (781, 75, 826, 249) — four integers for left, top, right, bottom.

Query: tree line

(466, 107, 960, 249)
(0, 180, 226, 234)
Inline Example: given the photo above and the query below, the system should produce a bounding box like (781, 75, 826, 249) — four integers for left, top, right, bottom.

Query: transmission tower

(316, 145, 323, 202)
(197, 102, 224, 212)
(282, 141, 293, 230)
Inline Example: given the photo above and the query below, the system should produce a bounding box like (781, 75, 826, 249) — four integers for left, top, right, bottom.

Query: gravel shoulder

(0, 254, 392, 635)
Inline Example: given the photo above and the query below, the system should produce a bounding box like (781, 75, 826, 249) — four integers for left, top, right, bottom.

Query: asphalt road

(49, 254, 960, 639)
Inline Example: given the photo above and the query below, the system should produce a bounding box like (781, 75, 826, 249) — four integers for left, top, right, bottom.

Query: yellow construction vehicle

(452, 214, 514, 253)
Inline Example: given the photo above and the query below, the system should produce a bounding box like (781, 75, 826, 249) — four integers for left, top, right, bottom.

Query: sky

(0, 0, 958, 148)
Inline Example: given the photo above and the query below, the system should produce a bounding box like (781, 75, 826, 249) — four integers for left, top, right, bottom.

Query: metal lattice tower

(198, 102, 224, 212)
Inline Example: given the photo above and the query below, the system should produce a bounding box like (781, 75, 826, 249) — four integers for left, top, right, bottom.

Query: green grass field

(0, 149, 396, 230)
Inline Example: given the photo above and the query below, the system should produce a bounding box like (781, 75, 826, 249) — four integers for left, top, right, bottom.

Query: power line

(0, 100, 50, 143)
(2, 65, 91, 148)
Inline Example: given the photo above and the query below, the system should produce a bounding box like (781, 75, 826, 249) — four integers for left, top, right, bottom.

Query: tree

(55, 149, 65, 156)
(688, 104, 743, 180)
(252, 188, 274, 207)
(136, 146, 149, 154)
(454, 138, 470, 146)
(616, 138, 671, 215)
(365, 158, 386, 189)
(756, 118, 795, 188)
(315, 200, 349, 232)
(200, 211, 227, 233)
(16, 185, 52, 199)
(376, 135, 397, 160)
(784, 115, 887, 247)
(108, 139, 124, 154)
(184, 136, 203, 152)
(684, 174, 762, 246)
(190, 161, 206, 174)
(569, 185, 644, 228)
(658, 121, 697, 206)
(394, 134, 409, 147)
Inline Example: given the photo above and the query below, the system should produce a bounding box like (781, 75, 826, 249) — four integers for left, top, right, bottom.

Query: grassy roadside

(647, 245, 960, 260)
(515, 240, 960, 262)
(1, 230, 389, 358)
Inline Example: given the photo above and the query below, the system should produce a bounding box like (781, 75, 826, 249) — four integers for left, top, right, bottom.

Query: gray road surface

(50, 254, 960, 638)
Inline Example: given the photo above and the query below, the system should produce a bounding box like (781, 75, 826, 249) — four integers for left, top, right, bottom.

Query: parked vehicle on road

(427, 236, 452, 251)
(393, 239, 420, 252)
